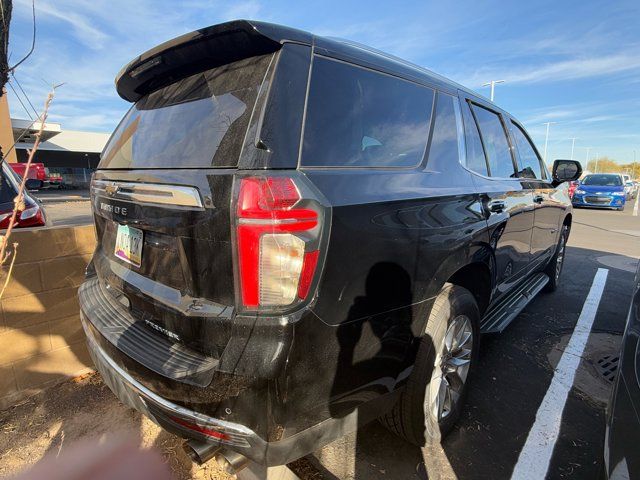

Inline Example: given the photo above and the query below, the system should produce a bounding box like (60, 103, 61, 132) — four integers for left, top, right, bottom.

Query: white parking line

(633, 194, 639, 216)
(510, 268, 609, 480)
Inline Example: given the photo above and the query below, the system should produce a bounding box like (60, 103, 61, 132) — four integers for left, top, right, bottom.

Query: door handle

(533, 195, 544, 204)
(489, 200, 506, 213)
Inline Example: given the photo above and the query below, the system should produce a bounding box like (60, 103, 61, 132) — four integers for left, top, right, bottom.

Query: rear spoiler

(115, 20, 312, 103)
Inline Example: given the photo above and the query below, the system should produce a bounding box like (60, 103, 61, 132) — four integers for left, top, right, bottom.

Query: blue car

(572, 173, 626, 210)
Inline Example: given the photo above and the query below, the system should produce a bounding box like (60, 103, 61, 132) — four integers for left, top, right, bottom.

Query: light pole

(584, 146, 592, 170)
(594, 151, 599, 173)
(482, 79, 505, 102)
(569, 137, 578, 160)
(542, 122, 556, 163)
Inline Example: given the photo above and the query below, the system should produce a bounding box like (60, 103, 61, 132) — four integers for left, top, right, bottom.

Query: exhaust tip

(183, 441, 221, 465)
(214, 448, 250, 475)
(183, 440, 250, 475)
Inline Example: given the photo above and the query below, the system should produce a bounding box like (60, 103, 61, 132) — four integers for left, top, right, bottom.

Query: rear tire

(380, 284, 480, 446)
(543, 224, 569, 292)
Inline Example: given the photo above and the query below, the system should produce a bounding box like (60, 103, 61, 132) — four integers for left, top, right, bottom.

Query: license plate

(114, 224, 143, 267)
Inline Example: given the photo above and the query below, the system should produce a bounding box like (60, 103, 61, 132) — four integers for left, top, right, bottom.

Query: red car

(0, 163, 47, 228)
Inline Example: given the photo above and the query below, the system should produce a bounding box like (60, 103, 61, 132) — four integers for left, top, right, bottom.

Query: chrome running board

(481, 273, 549, 333)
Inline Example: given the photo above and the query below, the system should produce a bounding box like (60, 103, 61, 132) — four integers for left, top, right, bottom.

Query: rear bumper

(82, 312, 366, 466)
(82, 316, 263, 454)
(79, 276, 370, 466)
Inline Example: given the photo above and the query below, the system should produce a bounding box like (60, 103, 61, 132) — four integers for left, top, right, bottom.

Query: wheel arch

(562, 212, 573, 239)
(563, 212, 572, 227)
(446, 262, 492, 316)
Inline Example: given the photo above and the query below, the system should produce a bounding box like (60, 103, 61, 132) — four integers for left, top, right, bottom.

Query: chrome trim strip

(82, 317, 255, 439)
(92, 180, 204, 209)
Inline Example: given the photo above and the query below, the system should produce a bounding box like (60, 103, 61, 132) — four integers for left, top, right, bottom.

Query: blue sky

(6, 0, 640, 164)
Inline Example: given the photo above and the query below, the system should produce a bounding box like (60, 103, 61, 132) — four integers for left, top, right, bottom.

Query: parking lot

(35, 190, 93, 227)
(307, 201, 640, 479)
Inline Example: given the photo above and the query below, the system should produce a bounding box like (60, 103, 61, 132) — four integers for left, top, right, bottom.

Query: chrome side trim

(92, 180, 204, 209)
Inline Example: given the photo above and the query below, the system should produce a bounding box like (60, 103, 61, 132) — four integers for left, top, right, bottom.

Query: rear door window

(470, 104, 516, 178)
(511, 121, 544, 180)
(302, 56, 435, 168)
(99, 54, 273, 169)
(460, 101, 489, 176)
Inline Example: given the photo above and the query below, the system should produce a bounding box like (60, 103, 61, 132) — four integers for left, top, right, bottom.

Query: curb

(38, 196, 90, 203)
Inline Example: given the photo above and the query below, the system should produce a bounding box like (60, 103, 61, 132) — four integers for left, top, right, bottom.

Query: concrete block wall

(0, 224, 96, 408)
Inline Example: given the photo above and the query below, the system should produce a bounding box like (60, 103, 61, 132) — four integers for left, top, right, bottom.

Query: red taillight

(169, 416, 230, 441)
(297, 250, 320, 300)
(18, 205, 45, 227)
(0, 204, 45, 229)
(235, 176, 324, 309)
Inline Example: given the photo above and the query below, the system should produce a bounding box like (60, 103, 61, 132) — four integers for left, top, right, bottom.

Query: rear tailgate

(88, 49, 276, 367)
(90, 170, 236, 360)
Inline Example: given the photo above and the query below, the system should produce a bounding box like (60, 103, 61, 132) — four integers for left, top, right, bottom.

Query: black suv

(79, 20, 582, 469)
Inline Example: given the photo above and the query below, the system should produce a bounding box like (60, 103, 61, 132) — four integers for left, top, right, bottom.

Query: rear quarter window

(301, 56, 435, 168)
(99, 54, 273, 169)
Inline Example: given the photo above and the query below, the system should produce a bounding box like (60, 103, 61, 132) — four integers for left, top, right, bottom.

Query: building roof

(11, 118, 62, 143)
(12, 119, 110, 153)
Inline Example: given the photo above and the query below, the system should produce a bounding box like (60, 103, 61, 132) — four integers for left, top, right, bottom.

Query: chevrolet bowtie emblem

(105, 183, 119, 196)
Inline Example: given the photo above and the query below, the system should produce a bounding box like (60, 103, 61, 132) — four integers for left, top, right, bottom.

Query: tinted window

(428, 93, 462, 169)
(460, 101, 488, 176)
(511, 122, 543, 179)
(471, 104, 515, 178)
(0, 165, 18, 204)
(100, 54, 273, 169)
(581, 174, 623, 186)
(302, 56, 435, 167)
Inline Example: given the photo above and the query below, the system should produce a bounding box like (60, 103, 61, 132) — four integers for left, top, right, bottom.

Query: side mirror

(25, 178, 43, 190)
(552, 159, 582, 186)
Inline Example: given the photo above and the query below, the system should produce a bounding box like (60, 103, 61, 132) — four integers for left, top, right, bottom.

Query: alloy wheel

(427, 315, 474, 422)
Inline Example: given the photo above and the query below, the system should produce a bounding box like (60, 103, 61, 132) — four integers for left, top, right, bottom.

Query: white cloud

(7, 0, 269, 131)
(455, 52, 640, 88)
(14, 0, 110, 50)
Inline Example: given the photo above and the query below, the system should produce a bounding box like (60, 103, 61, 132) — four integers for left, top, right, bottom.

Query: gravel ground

(0, 373, 232, 480)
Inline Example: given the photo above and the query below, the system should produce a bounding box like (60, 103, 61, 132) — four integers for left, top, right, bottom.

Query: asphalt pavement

(302, 200, 640, 480)
(34, 190, 93, 227)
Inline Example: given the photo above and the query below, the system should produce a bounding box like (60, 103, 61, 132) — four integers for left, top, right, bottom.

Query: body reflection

(325, 262, 425, 479)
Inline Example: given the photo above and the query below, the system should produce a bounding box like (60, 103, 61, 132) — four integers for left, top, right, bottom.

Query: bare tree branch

(0, 88, 55, 298)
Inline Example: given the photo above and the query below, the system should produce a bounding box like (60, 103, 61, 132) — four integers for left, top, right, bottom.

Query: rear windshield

(581, 174, 622, 186)
(99, 54, 273, 169)
(0, 163, 19, 204)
